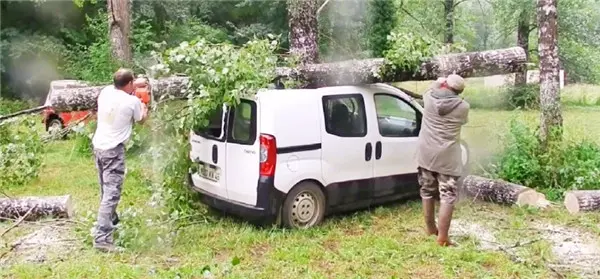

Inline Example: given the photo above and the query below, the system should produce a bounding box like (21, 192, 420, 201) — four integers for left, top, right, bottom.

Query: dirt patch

(534, 223, 600, 279)
(249, 243, 270, 257)
(0, 223, 80, 267)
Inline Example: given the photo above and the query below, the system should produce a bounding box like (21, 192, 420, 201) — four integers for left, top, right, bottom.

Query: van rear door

(189, 104, 228, 199)
(225, 98, 260, 206)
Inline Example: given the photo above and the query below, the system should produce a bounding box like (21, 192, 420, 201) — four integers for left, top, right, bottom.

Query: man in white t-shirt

(91, 68, 148, 253)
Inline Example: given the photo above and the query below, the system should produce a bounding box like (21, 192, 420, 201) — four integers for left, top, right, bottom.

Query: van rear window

(193, 100, 256, 145)
(195, 106, 225, 140)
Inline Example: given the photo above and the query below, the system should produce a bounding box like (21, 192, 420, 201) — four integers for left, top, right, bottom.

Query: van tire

(281, 181, 326, 229)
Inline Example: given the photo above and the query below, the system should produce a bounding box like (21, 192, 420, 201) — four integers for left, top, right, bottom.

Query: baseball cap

(446, 74, 466, 93)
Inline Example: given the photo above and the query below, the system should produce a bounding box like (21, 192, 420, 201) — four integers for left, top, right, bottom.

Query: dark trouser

(93, 143, 125, 245)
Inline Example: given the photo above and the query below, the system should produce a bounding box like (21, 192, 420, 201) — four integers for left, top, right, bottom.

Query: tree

(443, 0, 472, 45)
(490, 0, 536, 86)
(287, 0, 319, 64)
(537, 0, 562, 144)
(443, 0, 455, 44)
(493, 0, 600, 84)
(515, 9, 533, 85)
(367, 0, 396, 57)
(107, 0, 131, 63)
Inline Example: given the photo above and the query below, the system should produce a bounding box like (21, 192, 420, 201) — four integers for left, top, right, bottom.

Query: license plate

(199, 163, 220, 182)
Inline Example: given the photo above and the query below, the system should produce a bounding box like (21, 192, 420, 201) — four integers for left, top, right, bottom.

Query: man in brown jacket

(416, 74, 469, 246)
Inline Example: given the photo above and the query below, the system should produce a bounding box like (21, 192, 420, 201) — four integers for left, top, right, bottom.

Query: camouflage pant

(417, 167, 459, 205)
(93, 144, 125, 244)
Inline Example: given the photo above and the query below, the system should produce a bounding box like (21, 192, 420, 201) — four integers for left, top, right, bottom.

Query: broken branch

(0, 205, 36, 237)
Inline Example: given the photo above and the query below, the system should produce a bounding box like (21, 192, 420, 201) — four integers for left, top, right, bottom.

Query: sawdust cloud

(1, 1, 81, 103)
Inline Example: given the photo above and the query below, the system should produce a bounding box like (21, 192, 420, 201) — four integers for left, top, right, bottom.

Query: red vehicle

(41, 80, 95, 134)
(42, 107, 94, 133)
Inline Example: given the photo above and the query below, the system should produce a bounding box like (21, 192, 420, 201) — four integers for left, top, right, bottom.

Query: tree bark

(444, 0, 455, 45)
(278, 46, 526, 88)
(515, 11, 530, 86)
(48, 47, 526, 112)
(462, 175, 549, 208)
(0, 195, 73, 221)
(48, 76, 188, 112)
(108, 0, 132, 63)
(564, 190, 600, 214)
(287, 0, 319, 64)
(537, 0, 562, 145)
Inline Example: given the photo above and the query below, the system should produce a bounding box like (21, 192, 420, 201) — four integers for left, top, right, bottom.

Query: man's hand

(138, 103, 149, 124)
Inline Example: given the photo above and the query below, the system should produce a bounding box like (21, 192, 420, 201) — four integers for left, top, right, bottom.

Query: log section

(0, 195, 73, 221)
(564, 190, 600, 214)
(462, 175, 549, 208)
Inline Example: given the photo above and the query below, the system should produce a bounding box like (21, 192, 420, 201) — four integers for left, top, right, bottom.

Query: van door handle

(365, 142, 372, 161)
(212, 144, 218, 164)
(375, 141, 382, 160)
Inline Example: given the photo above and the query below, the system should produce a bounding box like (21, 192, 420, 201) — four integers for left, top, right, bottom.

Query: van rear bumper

(187, 173, 285, 224)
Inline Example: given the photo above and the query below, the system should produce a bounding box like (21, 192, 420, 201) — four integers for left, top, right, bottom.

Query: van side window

(322, 94, 367, 137)
(227, 100, 257, 145)
(374, 94, 419, 137)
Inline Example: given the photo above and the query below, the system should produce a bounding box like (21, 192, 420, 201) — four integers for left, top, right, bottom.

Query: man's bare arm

(138, 103, 149, 124)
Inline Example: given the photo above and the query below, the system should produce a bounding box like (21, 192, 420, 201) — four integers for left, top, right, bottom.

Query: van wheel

(281, 182, 326, 229)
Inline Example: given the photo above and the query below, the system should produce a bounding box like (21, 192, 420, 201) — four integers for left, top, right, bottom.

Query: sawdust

(534, 223, 600, 279)
(0, 223, 80, 267)
(449, 218, 600, 278)
(450, 219, 501, 250)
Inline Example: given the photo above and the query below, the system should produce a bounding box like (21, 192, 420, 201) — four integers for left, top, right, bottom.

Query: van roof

(256, 83, 415, 100)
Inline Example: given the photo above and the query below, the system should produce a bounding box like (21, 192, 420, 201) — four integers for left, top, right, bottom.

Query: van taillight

(260, 134, 276, 177)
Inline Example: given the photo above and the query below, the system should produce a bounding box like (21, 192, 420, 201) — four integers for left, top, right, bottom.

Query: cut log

(564, 190, 600, 214)
(0, 195, 73, 221)
(48, 47, 526, 112)
(462, 175, 549, 208)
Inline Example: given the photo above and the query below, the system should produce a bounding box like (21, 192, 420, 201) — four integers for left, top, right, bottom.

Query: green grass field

(1, 86, 600, 278)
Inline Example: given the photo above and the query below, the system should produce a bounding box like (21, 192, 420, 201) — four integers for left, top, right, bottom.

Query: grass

(2, 94, 600, 278)
(461, 106, 600, 173)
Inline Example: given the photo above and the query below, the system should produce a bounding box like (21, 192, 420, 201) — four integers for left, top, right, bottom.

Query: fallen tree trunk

(49, 76, 189, 112)
(0, 195, 73, 221)
(564, 190, 600, 214)
(462, 175, 549, 208)
(48, 47, 526, 112)
(277, 46, 526, 88)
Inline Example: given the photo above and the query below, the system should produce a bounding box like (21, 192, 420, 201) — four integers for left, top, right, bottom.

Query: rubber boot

(422, 199, 438, 236)
(436, 202, 454, 247)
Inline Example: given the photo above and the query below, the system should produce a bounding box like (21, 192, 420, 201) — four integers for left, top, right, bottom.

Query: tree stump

(564, 190, 600, 214)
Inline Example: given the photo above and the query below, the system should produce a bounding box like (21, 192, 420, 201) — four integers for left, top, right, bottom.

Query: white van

(188, 83, 469, 229)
